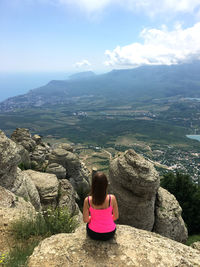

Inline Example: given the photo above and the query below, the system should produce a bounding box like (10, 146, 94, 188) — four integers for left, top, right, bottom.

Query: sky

(0, 0, 200, 72)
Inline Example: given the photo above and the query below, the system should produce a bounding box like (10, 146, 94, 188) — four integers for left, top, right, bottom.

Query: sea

(0, 72, 72, 102)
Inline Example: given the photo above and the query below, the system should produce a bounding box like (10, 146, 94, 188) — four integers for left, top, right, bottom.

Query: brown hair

(91, 172, 108, 206)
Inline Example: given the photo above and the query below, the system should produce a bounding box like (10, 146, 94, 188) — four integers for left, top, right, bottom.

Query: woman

(83, 171, 119, 241)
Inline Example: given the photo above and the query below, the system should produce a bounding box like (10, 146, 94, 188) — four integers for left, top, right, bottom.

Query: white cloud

(55, 0, 200, 16)
(75, 59, 91, 68)
(104, 22, 200, 68)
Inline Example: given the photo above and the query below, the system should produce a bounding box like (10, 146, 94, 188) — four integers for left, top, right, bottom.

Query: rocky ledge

(28, 224, 200, 267)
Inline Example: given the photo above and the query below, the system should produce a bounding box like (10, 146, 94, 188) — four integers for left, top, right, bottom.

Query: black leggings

(86, 224, 116, 241)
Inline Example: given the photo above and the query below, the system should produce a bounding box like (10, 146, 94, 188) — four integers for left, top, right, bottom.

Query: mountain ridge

(1, 61, 200, 112)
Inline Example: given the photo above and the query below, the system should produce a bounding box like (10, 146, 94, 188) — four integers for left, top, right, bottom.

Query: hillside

(1, 61, 200, 112)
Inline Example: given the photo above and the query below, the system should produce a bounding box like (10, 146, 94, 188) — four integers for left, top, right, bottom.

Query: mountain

(68, 71, 96, 80)
(1, 61, 200, 112)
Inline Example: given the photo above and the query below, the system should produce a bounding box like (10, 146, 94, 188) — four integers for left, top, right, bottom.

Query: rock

(191, 241, 200, 251)
(46, 163, 66, 179)
(16, 144, 31, 169)
(0, 186, 36, 252)
(0, 130, 21, 189)
(30, 144, 51, 171)
(109, 149, 160, 231)
(11, 168, 41, 210)
(56, 143, 74, 152)
(28, 224, 200, 267)
(58, 179, 80, 216)
(48, 148, 90, 194)
(32, 134, 42, 145)
(153, 187, 188, 243)
(11, 128, 36, 152)
(24, 170, 59, 207)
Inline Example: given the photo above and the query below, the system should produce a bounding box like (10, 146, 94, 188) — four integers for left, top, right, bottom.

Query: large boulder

(24, 170, 59, 207)
(48, 148, 90, 194)
(28, 224, 200, 267)
(11, 168, 41, 210)
(58, 179, 80, 218)
(11, 128, 36, 152)
(0, 130, 21, 189)
(109, 149, 160, 231)
(153, 187, 188, 243)
(0, 186, 36, 253)
(56, 143, 74, 152)
(46, 163, 66, 179)
(16, 144, 31, 169)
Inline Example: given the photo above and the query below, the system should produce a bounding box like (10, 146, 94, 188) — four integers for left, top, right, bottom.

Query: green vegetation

(5, 206, 78, 266)
(186, 235, 200, 246)
(4, 241, 39, 267)
(161, 172, 200, 235)
(11, 207, 78, 240)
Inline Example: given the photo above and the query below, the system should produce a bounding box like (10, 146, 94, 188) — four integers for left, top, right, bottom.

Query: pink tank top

(88, 195, 116, 233)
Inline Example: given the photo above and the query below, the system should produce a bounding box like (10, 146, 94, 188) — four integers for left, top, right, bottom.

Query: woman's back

(88, 194, 116, 233)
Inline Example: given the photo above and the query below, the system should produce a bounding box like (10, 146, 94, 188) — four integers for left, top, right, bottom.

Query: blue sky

(0, 0, 200, 72)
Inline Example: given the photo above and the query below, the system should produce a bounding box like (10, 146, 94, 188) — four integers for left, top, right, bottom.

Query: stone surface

(109, 149, 160, 231)
(58, 179, 80, 216)
(191, 241, 200, 251)
(16, 144, 31, 168)
(46, 163, 66, 179)
(0, 130, 21, 190)
(11, 168, 41, 210)
(153, 187, 188, 243)
(48, 148, 90, 194)
(56, 143, 74, 152)
(28, 224, 200, 267)
(11, 128, 36, 152)
(24, 170, 59, 206)
(0, 186, 36, 253)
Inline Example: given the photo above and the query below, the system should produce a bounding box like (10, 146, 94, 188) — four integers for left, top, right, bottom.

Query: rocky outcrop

(55, 143, 74, 152)
(46, 163, 66, 179)
(191, 241, 200, 251)
(28, 224, 200, 267)
(11, 128, 36, 152)
(12, 168, 41, 210)
(0, 131, 41, 210)
(109, 149, 188, 243)
(0, 130, 21, 189)
(109, 149, 160, 231)
(58, 179, 80, 216)
(0, 186, 36, 252)
(16, 144, 31, 169)
(24, 170, 59, 207)
(48, 148, 90, 194)
(153, 187, 188, 243)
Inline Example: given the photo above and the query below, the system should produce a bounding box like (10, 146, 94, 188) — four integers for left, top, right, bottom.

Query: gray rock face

(56, 143, 74, 152)
(0, 186, 36, 253)
(0, 130, 21, 189)
(46, 163, 66, 179)
(109, 149, 160, 231)
(153, 187, 188, 243)
(11, 168, 41, 210)
(58, 179, 80, 216)
(11, 128, 36, 152)
(28, 224, 200, 267)
(16, 144, 31, 169)
(24, 170, 59, 207)
(48, 148, 90, 194)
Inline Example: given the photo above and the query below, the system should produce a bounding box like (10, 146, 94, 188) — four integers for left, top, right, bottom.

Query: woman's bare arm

(83, 197, 91, 223)
(111, 195, 119, 221)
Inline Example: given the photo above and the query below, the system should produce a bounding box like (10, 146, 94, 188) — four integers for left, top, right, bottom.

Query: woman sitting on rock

(83, 171, 119, 241)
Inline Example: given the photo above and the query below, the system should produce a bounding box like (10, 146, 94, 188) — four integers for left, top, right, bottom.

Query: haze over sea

(0, 72, 71, 102)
